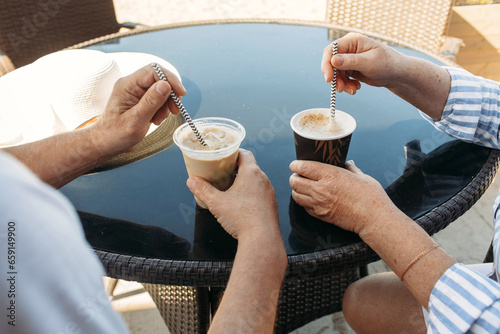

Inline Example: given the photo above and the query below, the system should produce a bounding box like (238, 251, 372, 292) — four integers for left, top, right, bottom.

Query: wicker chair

(325, 0, 462, 56)
(0, 0, 141, 76)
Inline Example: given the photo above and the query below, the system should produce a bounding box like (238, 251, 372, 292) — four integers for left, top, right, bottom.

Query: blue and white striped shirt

(422, 67, 500, 333)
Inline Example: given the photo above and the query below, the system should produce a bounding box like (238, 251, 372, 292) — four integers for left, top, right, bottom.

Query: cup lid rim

(290, 108, 356, 140)
(173, 117, 246, 155)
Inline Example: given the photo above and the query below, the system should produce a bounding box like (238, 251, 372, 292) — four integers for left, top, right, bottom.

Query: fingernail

(186, 178, 195, 189)
(156, 81, 170, 96)
(177, 84, 187, 96)
(346, 160, 355, 166)
(347, 88, 354, 95)
(333, 55, 344, 66)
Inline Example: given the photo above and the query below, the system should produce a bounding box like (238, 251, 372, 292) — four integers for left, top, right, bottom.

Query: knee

(342, 273, 419, 334)
(342, 278, 365, 324)
(342, 276, 382, 333)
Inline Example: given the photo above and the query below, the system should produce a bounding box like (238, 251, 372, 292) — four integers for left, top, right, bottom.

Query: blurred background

(113, 0, 500, 82)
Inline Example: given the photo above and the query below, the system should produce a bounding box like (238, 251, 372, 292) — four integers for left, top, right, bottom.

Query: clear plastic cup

(174, 117, 246, 209)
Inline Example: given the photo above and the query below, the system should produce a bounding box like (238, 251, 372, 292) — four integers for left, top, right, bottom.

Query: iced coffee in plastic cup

(290, 108, 356, 167)
(173, 117, 246, 209)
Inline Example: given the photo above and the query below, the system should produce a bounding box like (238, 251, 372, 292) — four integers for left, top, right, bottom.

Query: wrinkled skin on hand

(187, 149, 280, 241)
(321, 32, 404, 95)
(88, 64, 186, 157)
(289, 160, 399, 236)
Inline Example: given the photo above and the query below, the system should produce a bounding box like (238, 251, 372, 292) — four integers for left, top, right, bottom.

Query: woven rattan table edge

(79, 18, 498, 285)
(415, 148, 500, 234)
(94, 149, 500, 285)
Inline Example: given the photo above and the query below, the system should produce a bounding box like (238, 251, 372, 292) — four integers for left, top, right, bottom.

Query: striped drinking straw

(330, 42, 338, 120)
(152, 63, 208, 147)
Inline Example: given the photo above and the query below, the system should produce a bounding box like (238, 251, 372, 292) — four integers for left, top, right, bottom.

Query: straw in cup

(151, 63, 208, 147)
(330, 42, 338, 121)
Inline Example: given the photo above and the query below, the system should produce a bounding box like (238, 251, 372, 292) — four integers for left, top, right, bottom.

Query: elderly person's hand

(187, 149, 280, 241)
(89, 64, 186, 157)
(188, 149, 287, 333)
(289, 160, 402, 236)
(3, 64, 187, 189)
(322, 33, 450, 120)
(322, 33, 403, 95)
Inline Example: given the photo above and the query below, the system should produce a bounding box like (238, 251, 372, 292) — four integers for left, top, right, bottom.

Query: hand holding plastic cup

(174, 117, 246, 209)
(290, 108, 356, 167)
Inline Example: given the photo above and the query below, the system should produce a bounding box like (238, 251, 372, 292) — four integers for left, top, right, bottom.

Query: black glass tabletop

(60, 22, 492, 262)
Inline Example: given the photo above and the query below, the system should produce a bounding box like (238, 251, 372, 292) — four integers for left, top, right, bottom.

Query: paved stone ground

(109, 1, 500, 333)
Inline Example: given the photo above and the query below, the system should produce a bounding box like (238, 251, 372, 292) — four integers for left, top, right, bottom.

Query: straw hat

(0, 49, 184, 172)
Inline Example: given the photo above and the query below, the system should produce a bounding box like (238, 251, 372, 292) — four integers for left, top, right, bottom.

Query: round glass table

(61, 19, 499, 333)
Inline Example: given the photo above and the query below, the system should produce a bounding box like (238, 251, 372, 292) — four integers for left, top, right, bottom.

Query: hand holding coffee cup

(174, 117, 246, 209)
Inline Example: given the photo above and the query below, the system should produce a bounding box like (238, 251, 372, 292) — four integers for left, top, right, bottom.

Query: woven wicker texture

(142, 269, 360, 334)
(95, 148, 499, 333)
(415, 149, 500, 235)
(88, 113, 184, 173)
(77, 19, 498, 333)
(142, 284, 210, 334)
(326, 0, 454, 53)
(0, 0, 121, 69)
(275, 269, 360, 333)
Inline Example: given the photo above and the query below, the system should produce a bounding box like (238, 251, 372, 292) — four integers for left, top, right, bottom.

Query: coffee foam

(174, 118, 245, 161)
(180, 126, 238, 151)
(292, 109, 355, 140)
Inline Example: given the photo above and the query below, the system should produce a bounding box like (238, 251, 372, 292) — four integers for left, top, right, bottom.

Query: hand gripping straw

(152, 62, 208, 147)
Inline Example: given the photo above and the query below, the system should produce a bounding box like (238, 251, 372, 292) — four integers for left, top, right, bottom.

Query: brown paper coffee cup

(290, 108, 356, 167)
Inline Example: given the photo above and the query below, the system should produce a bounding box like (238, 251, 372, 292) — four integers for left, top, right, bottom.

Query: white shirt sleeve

(420, 67, 500, 149)
(428, 263, 500, 333)
(421, 68, 500, 333)
(0, 151, 129, 333)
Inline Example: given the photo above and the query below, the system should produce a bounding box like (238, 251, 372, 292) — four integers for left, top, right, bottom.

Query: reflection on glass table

(60, 20, 500, 334)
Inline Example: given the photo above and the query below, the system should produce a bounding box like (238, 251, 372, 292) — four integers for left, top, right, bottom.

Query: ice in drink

(174, 118, 245, 209)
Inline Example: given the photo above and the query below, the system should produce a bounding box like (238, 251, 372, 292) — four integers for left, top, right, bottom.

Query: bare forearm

(388, 56, 451, 121)
(361, 53, 456, 297)
(3, 128, 110, 188)
(360, 208, 457, 308)
(209, 234, 287, 333)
